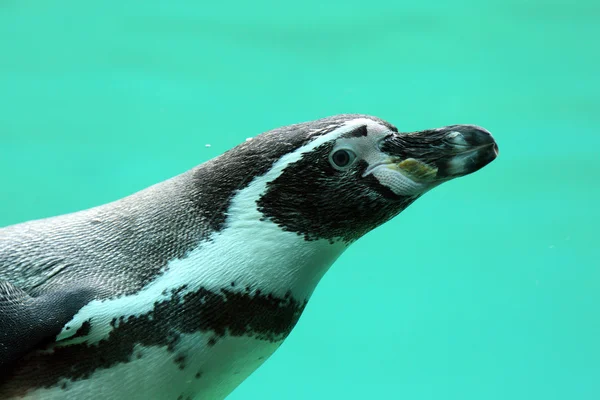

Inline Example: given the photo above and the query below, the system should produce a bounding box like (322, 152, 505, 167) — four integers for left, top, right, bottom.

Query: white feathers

(369, 165, 427, 196)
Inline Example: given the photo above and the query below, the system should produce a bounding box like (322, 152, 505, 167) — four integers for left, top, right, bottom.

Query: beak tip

(437, 125, 499, 178)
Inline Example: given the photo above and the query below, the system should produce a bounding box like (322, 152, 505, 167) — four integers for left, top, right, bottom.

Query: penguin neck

(208, 214, 349, 301)
(188, 156, 353, 301)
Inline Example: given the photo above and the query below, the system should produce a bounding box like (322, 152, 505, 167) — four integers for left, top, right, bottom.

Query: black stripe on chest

(0, 286, 306, 396)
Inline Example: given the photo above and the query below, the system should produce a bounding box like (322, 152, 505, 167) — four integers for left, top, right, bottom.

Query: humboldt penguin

(0, 114, 498, 399)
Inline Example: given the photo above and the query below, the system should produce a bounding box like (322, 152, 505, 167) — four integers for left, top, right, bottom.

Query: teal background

(1, 1, 598, 399)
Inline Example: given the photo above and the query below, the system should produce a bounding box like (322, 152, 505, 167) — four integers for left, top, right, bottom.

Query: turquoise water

(1, 1, 598, 399)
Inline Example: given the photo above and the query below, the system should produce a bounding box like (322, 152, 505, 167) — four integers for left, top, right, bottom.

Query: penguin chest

(8, 224, 342, 400)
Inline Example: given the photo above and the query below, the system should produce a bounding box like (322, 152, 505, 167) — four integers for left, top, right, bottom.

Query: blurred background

(1, 0, 598, 399)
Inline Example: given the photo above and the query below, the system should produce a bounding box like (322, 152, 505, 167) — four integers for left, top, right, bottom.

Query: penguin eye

(330, 149, 356, 169)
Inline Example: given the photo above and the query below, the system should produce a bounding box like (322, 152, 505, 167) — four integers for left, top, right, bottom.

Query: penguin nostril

(445, 126, 495, 149)
(446, 131, 468, 147)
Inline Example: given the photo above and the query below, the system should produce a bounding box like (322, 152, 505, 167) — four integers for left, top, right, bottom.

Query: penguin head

(205, 115, 497, 244)
(250, 115, 498, 243)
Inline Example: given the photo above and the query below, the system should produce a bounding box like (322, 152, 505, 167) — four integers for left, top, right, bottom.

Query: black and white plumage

(0, 114, 498, 399)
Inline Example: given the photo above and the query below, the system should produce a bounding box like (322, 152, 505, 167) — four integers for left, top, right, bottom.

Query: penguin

(0, 114, 498, 399)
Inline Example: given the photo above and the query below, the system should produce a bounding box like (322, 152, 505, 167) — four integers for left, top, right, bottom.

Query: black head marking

(341, 125, 368, 138)
(257, 141, 417, 243)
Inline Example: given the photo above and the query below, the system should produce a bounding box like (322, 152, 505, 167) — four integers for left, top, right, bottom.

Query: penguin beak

(380, 125, 499, 182)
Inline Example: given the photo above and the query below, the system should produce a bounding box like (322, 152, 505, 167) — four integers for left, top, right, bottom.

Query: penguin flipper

(0, 280, 93, 370)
